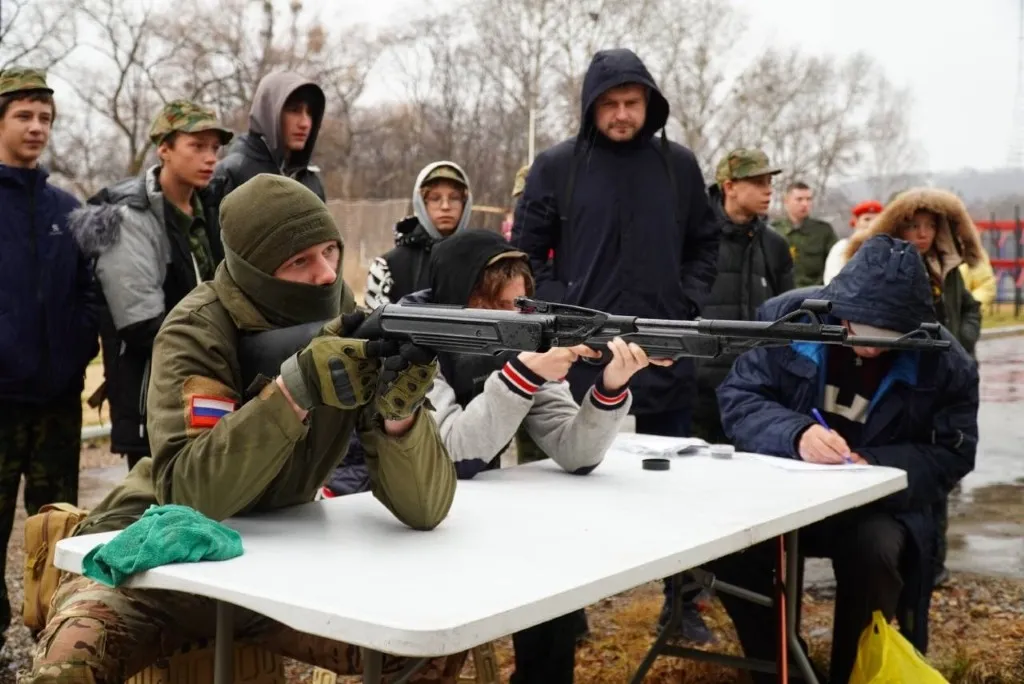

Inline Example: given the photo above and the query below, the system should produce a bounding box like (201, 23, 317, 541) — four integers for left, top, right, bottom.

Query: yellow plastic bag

(849, 611, 948, 684)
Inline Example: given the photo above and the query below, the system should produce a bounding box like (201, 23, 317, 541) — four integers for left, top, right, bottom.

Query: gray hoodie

(364, 161, 475, 308)
(410, 160, 475, 239)
(249, 71, 325, 172)
(212, 72, 327, 201)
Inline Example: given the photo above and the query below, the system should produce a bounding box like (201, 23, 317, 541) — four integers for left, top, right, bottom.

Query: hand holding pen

(797, 409, 854, 465)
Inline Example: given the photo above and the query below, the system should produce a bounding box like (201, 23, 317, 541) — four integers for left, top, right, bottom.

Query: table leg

(776, 536, 788, 684)
(214, 601, 235, 684)
(628, 573, 685, 684)
(785, 531, 819, 684)
(363, 648, 383, 684)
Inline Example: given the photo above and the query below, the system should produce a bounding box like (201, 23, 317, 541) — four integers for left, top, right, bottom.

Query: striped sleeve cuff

(590, 380, 629, 411)
(498, 357, 545, 399)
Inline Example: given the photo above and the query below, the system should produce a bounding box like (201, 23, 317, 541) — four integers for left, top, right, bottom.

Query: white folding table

(54, 433, 906, 684)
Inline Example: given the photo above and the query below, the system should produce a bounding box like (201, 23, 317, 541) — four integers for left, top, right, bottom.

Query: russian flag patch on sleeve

(189, 395, 236, 428)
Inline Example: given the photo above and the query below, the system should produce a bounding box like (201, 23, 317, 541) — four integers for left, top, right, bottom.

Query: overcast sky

(323, 0, 1019, 174)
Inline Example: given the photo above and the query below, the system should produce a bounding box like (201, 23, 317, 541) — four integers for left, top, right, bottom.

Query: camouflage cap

(0, 67, 53, 97)
(148, 99, 234, 146)
(421, 165, 467, 187)
(511, 165, 530, 198)
(715, 148, 782, 185)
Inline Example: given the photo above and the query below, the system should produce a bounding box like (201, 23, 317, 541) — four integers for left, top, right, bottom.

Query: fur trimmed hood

(845, 189, 984, 273)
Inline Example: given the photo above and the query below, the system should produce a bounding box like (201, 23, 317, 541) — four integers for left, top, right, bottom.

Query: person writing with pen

(702, 234, 979, 684)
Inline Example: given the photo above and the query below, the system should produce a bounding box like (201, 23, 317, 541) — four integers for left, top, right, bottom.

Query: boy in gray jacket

(424, 230, 665, 478)
(418, 229, 670, 683)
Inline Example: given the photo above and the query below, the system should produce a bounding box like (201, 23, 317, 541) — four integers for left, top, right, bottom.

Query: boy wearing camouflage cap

(693, 148, 793, 443)
(0, 67, 100, 642)
(68, 100, 233, 470)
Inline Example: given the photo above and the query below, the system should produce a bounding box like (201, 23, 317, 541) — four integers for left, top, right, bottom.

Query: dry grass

(981, 302, 1024, 329)
(334, 574, 1024, 684)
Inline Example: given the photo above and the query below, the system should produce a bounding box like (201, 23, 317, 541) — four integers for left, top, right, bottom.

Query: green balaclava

(217, 174, 343, 327)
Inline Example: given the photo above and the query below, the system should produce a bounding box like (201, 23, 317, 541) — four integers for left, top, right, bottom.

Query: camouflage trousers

(27, 574, 469, 683)
(0, 392, 82, 626)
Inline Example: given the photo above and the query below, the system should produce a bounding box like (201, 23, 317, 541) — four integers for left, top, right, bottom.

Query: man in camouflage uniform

(28, 174, 465, 683)
(68, 100, 233, 472)
(0, 67, 100, 638)
(771, 180, 838, 287)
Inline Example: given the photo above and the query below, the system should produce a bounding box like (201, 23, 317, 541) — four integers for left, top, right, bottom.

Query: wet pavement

(947, 335, 1024, 579)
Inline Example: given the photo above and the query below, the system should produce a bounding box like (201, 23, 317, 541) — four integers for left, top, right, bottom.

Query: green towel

(82, 504, 243, 587)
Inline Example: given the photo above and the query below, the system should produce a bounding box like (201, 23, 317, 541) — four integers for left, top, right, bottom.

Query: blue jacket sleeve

(675, 150, 720, 317)
(511, 154, 565, 302)
(716, 346, 817, 457)
(858, 354, 978, 511)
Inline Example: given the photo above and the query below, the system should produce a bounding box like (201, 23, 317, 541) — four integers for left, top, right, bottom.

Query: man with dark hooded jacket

(513, 47, 719, 643)
(512, 48, 718, 434)
(710, 235, 978, 684)
(692, 149, 793, 444)
(211, 71, 326, 201)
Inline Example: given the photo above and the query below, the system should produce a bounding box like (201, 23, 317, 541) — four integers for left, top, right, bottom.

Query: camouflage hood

(846, 188, 984, 278)
(248, 72, 325, 172)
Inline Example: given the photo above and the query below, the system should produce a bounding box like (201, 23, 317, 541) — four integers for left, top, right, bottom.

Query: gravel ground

(1, 442, 125, 682)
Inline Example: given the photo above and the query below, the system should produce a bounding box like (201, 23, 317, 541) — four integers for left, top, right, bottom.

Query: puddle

(947, 336, 1024, 579)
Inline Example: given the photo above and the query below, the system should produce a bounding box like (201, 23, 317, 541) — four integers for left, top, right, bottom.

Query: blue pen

(811, 409, 853, 464)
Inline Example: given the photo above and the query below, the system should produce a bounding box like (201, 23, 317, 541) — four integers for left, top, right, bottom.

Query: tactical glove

(374, 343, 438, 421)
(318, 310, 368, 338)
(279, 336, 390, 412)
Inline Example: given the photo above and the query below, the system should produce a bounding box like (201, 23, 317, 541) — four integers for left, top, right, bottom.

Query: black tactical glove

(348, 307, 439, 421)
(375, 343, 439, 421)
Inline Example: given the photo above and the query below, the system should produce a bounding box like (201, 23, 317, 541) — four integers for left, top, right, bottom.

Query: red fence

(975, 215, 1023, 313)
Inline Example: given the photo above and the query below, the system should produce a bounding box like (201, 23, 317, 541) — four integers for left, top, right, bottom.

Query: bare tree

(863, 81, 924, 200)
(0, 0, 79, 71)
(24, 0, 918, 214)
(44, 0, 176, 186)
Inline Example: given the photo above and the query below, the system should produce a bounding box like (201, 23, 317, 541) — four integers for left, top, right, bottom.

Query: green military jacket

(771, 217, 838, 288)
(78, 269, 457, 536)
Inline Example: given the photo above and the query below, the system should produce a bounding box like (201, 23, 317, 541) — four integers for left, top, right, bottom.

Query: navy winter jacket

(0, 165, 99, 403)
(512, 49, 719, 414)
(717, 235, 979, 651)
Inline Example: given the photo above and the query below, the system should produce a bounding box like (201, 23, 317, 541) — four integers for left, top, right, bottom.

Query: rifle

(238, 298, 950, 391)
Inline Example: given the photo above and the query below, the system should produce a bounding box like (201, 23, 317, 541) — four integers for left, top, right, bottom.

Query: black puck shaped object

(642, 457, 670, 471)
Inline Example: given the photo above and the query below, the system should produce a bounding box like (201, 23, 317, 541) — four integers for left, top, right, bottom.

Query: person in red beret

(823, 199, 883, 284)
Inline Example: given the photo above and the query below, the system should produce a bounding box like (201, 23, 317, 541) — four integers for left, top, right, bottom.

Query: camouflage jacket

(77, 267, 456, 535)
